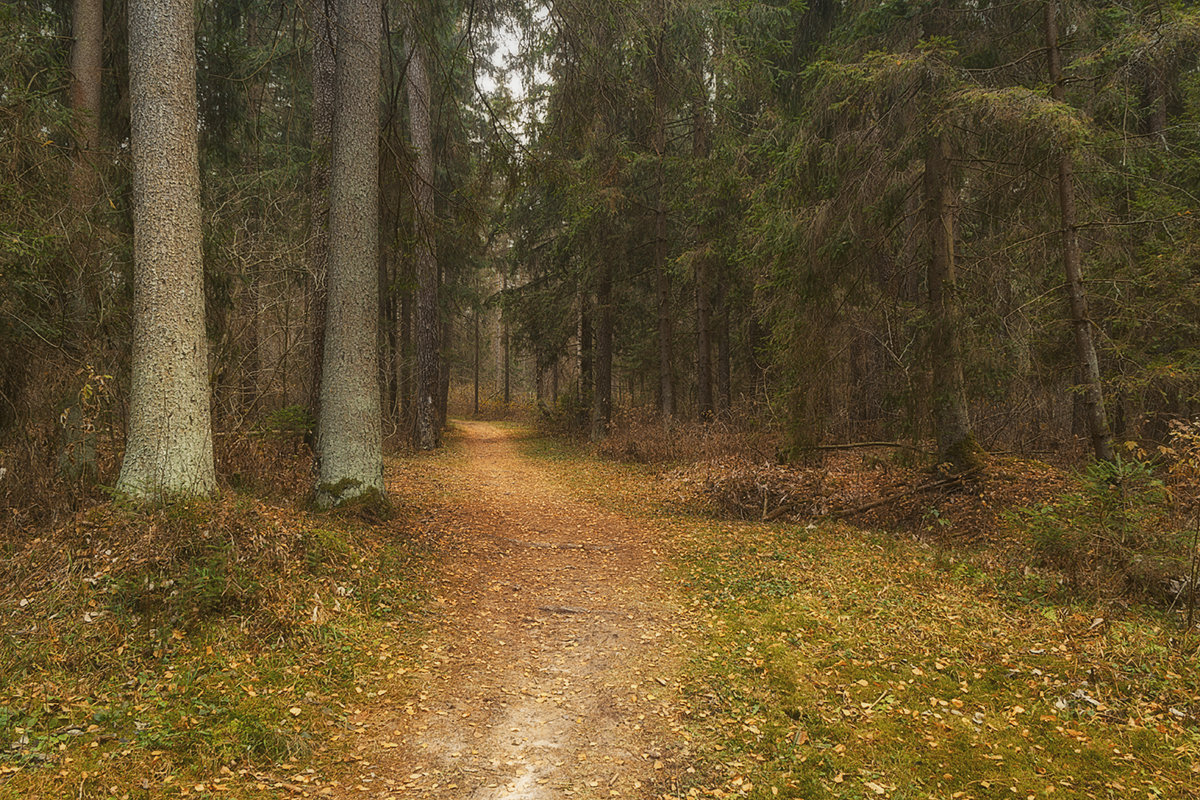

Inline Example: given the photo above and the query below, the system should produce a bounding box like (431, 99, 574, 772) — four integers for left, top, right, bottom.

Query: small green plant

(258, 404, 315, 436)
(1008, 454, 1176, 593)
(922, 505, 951, 530)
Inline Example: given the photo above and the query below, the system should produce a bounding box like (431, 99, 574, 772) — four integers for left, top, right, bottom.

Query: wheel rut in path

(340, 420, 684, 799)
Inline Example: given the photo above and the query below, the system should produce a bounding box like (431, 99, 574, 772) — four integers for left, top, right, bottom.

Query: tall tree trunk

(399, 288, 413, 428)
(305, 0, 336, 420)
(924, 134, 979, 471)
(715, 280, 731, 413)
(579, 294, 593, 427)
(68, 0, 103, 322)
(117, 0, 215, 500)
(438, 313, 450, 429)
(1045, 0, 1114, 462)
(409, 32, 440, 450)
(473, 309, 480, 415)
(693, 103, 713, 418)
(502, 271, 511, 405)
(653, 30, 674, 419)
(316, 0, 383, 506)
(696, 262, 713, 417)
(591, 260, 613, 440)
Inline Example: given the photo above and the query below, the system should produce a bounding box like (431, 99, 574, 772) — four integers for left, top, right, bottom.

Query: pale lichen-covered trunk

(408, 34, 440, 450)
(117, 0, 216, 500)
(1045, 0, 1114, 462)
(316, 0, 383, 506)
(924, 134, 979, 471)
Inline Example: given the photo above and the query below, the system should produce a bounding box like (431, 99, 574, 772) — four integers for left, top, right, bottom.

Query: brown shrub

(597, 408, 779, 465)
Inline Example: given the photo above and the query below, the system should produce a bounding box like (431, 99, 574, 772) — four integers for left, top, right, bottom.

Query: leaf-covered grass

(0, 457, 439, 798)
(515, 427, 1200, 800)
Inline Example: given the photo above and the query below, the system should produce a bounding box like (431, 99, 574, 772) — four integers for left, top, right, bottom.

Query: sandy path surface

(335, 421, 684, 799)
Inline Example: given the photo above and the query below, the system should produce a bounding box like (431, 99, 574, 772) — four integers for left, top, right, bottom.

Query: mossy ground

(0, 455, 439, 799)
(515, 428, 1200, 800)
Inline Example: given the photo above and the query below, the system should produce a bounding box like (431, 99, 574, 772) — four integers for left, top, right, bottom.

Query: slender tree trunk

(715, 281, 731, 414)
(305, 0, 336, 420)
(438, 313, 450, 429)
(473, 310, 480, 415)
(1046, 0, 1114, 462)
(117, 0, 215, 500)
(579, 294, 593, 423)
(924, 134, 979, 470)
(696, 263, 713, 417)
(68, 0, 103, 322)
(591, 260, 613, 440)
(316, 0, 383, 506)
(653, 31, 674, 419)
(502, 271, 511, 405)
(409, 32, 440, 450)
(399, 288, 413, 427)
(693, 103, 713, 418)
(60, 0, 105, 478)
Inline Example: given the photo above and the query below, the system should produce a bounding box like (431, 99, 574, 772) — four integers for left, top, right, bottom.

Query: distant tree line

(505, 0, 1200, 468)
(1, 0, 1198, 513)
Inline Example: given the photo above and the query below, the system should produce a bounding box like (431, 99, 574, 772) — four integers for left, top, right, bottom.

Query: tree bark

(1045, 0, 1114, 462)
(693, 104, 713, 418)
(305, 0, 336, 420)
(924, 134, 979, 470)
(473, 310, 480, 414)
(715, 281, 731, 413)
(502, 271, 511, 405)
(579, 293, 593, 424)
(438, 312, 451, 429)
(653, 30, 674, 419)
(409, 31, 440, 450)
(68, 0, 104, 321)
(117, 0, 216, 500)
(316, 0, 383, 506)
(591, 260, 613, 440)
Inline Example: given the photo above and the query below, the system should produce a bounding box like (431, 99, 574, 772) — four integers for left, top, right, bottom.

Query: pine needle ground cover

(519, 430, 1200, 800)
(0, 451, 444, 799)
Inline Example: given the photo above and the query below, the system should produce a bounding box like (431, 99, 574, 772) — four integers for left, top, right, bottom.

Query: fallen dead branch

(829, 467, 982, 519)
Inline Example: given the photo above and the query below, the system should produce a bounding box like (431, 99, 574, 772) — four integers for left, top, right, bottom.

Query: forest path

(336, 420, 685, 799)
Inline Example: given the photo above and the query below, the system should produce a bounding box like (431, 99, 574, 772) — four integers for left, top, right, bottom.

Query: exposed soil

(334, 421, 685, 799)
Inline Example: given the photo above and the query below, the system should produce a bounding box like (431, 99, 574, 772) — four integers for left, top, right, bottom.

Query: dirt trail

(337, 421, 684, 799)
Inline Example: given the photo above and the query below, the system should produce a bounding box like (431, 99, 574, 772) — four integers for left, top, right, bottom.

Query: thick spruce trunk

(117, 0, 216, 500)
(924, 134, 980, 471)
(1045, 0, 1114, 462)
(316, 0, 384, 506)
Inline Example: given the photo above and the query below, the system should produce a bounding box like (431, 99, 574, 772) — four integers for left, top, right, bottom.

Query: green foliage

(1008, 457, 1184, 594)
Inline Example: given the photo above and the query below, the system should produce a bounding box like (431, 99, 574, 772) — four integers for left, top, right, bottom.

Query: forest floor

(1, 421, 1198, 799)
